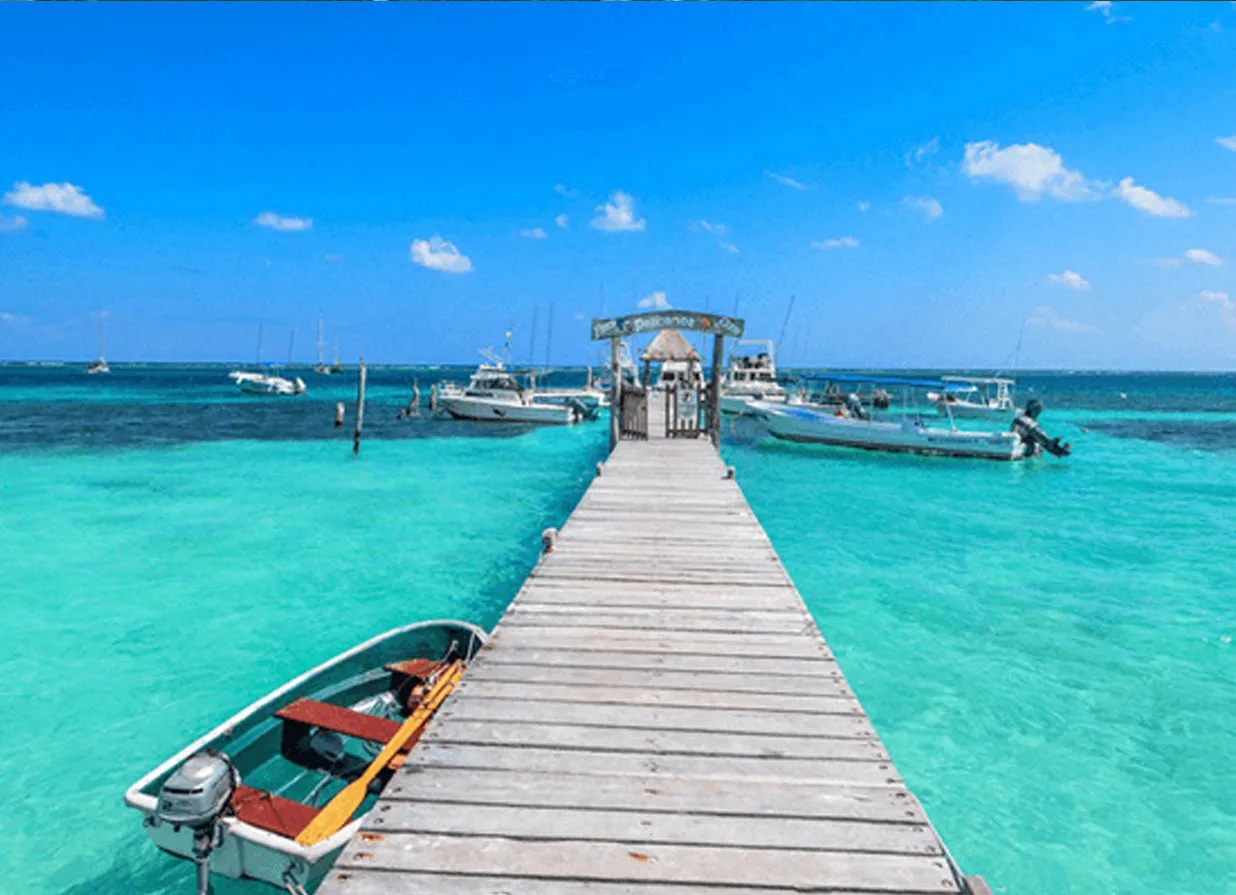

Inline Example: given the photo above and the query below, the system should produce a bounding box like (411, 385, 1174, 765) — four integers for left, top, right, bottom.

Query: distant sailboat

(314, 312, 332, 375)
(86, 312, 110, 375)
(229, 323, 307, 396)
(330, 338, 342, 374)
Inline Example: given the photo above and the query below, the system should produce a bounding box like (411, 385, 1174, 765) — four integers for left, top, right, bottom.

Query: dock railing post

(609, 335, 621, 452)
(709, 332, 723, 448)
(353, 358, 367, 454)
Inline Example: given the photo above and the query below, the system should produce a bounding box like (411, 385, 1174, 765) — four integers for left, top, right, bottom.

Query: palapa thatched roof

(641, 329, 699, 362)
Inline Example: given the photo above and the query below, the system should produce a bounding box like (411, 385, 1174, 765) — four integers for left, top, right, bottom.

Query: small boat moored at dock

(124, 620, 486, 895)
(755, 399, 1030, 459)
(753, 375, 1070, 460)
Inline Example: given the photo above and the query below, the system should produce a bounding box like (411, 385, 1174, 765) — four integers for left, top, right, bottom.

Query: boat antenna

(777, 295, 796, 347)
(256, 323, 263, 368)
(286, 326, 296, 367)
(1012, 315, 1028, 370)
(316, 312, 326, 367)
(529, 305, 539, 366)
(544, 301, 555, 368)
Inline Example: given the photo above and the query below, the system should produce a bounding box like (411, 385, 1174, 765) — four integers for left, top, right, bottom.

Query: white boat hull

(930, 398, 1015, 420)
(125, 620, 487, 891)
(438, 395, 576, 424)
(230, 372, 307, 396)
(721, 392, 787, 416)
(754, 403, 1026, 460)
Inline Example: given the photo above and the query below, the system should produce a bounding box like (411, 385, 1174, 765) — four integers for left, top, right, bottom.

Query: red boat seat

(385, 658, 440, 680)
(275, 698, 401, 746)
(230, 784, 319, 839)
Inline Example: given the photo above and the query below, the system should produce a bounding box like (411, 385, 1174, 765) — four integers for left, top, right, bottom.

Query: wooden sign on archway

(591, 310, 746, 451)
(590, 310, 745, 341)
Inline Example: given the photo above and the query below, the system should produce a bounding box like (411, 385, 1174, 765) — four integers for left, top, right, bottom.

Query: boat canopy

(941, 375, 1015, 385)
(799, 373, 974, 391)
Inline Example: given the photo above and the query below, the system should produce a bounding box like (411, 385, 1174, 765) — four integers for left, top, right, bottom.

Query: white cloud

(1206, 197, 1236, 206)
(1047, 269, 1091, 290)
(0, 214, 28, 232)
(962, 141, 1094, 202)
(1201, 290, 1236, 330)
(591, 191, 646, 232)
(1185, 248, 1222, 266)
(1086, 1, 1128, 23)
(765, 170, 808, 190)
(1216, 136, 1236, 151)
(906, 137, 940, 167)
(554, 213, 569, 229)
(520, 227, 548, 240)
(409, 235, 473, 273)
(1113, 177, 1192, 218)
(553, 183, 578, 198)
(254, 211, 313, 231)
(857, 201, 871, 213)
(904, 196, 943, 219)
(0, 312, 31, 326)
(1028, 304, 1099, 334)
(693, 220, 738, 253)
(637, 290, 671, 310)
(3, 181, 104, 219)
(812, 236, 860, 250)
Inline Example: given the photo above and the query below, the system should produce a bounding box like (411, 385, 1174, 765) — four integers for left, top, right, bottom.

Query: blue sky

(1, 2, 1235, 369)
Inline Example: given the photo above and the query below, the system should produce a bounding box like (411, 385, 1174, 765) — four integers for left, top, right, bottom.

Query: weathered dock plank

(320, 436, 967, 895)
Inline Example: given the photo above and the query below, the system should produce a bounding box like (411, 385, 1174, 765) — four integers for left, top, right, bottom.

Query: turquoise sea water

(1, 365, 1233, 895)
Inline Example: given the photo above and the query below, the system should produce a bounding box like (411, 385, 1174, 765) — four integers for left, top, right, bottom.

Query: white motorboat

(655, 359, 705, 391)
(721, 339, 787, 416)
(435, 355, 582, 424)
(230, 370, 308, 396)
(754, 400, 1029, 460)
(927, 376, 1016, 420)
(125, 620, 485, 894)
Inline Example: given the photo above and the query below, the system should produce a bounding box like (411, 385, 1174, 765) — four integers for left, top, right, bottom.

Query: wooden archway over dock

(591, 310, 745, 451)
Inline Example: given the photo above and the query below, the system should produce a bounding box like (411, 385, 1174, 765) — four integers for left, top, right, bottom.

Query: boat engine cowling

(157, 751, 240, 895)
(157, 750, 239, 829)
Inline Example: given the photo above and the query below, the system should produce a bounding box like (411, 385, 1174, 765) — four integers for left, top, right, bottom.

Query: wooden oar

(295, 659, 463, 846)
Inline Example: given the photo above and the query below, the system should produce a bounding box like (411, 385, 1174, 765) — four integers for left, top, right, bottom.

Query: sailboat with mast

(314, 313, 333, 376)
(86, 312, 110, 375)
(229, 324, 307, 396)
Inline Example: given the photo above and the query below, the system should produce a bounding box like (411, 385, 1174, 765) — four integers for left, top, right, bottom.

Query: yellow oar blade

(295, 660, 463, 846)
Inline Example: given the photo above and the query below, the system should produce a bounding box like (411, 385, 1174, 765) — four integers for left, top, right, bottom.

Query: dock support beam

(709, 332, 723, 448)
(609, 335, 621, 453)
(353, 358, 367, 454)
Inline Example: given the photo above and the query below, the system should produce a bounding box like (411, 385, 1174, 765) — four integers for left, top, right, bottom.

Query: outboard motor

(844, 393, 868, 421)
(156, 751, 240, 895)
(1011, 399, 1071, 457)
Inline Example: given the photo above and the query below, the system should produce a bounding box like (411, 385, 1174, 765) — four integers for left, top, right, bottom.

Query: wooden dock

(320, 418, 979, 894)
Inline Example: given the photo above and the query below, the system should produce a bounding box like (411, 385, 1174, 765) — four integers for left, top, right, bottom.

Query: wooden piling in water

(353, 359, 366, 454)
(334, 401, 345, 428)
